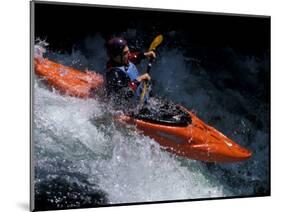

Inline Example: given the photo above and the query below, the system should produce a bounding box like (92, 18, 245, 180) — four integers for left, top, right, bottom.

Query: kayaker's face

(114, 45, 130, 65)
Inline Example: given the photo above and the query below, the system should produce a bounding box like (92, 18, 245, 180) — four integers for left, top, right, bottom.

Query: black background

(34, 2, 270, 55)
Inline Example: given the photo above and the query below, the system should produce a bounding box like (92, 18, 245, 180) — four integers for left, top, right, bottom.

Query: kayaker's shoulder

(105, 67, 129, 84)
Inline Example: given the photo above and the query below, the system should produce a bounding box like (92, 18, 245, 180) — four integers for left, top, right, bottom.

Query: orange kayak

(117, 105, 252, 162)
(34, 57, 252, 163)
(34, 57, 104, 98)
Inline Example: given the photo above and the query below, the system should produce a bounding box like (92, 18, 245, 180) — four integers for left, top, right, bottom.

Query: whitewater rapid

(34, 78, 231, 205)
(33, 37, 269, 209)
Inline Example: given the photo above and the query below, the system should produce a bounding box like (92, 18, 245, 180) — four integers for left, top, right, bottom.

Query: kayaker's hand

(137, 73, 151, 82)
(144, 51, 156, 59)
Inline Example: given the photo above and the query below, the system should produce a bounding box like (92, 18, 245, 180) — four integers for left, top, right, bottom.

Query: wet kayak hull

(116, 106, 252, 163)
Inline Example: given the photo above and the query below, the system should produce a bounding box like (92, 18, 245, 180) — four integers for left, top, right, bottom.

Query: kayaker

(105, 37, 156, 109)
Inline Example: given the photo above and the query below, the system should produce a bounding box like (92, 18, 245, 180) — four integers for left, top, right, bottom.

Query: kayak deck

(134, 100, 192, 127)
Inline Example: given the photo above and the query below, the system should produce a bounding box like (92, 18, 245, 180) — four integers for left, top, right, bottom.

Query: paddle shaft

(146, 58, 153, 74)
(140, 35, 163, 103)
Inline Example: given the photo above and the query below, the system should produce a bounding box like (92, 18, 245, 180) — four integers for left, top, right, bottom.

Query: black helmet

(106, 37, 127, 57)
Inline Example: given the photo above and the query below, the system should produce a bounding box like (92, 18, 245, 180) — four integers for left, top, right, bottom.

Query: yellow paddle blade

(148, 34, 163, 51)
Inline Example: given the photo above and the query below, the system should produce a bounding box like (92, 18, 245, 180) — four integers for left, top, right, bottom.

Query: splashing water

(33, 36, 269, 210)
(34, 77, 231, 206)
(34, 39, 49, 59)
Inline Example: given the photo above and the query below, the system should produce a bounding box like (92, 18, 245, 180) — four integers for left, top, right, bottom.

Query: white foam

(34, 78, 228, 204)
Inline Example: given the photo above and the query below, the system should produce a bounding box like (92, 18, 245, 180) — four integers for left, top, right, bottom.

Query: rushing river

(33, 37, 269, 210)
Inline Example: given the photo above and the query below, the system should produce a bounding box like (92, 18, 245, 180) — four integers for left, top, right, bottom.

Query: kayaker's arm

(129, 51, 156, 65)
(128, 52, 145, 65)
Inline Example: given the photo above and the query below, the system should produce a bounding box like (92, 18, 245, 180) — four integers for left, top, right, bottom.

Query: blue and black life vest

(106, 61, 150, 106)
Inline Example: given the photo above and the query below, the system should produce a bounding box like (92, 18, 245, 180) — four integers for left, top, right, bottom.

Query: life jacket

(109, 61, 151, 104)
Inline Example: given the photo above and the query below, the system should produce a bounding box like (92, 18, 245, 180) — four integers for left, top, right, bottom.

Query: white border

(0, 0, 280, 212)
